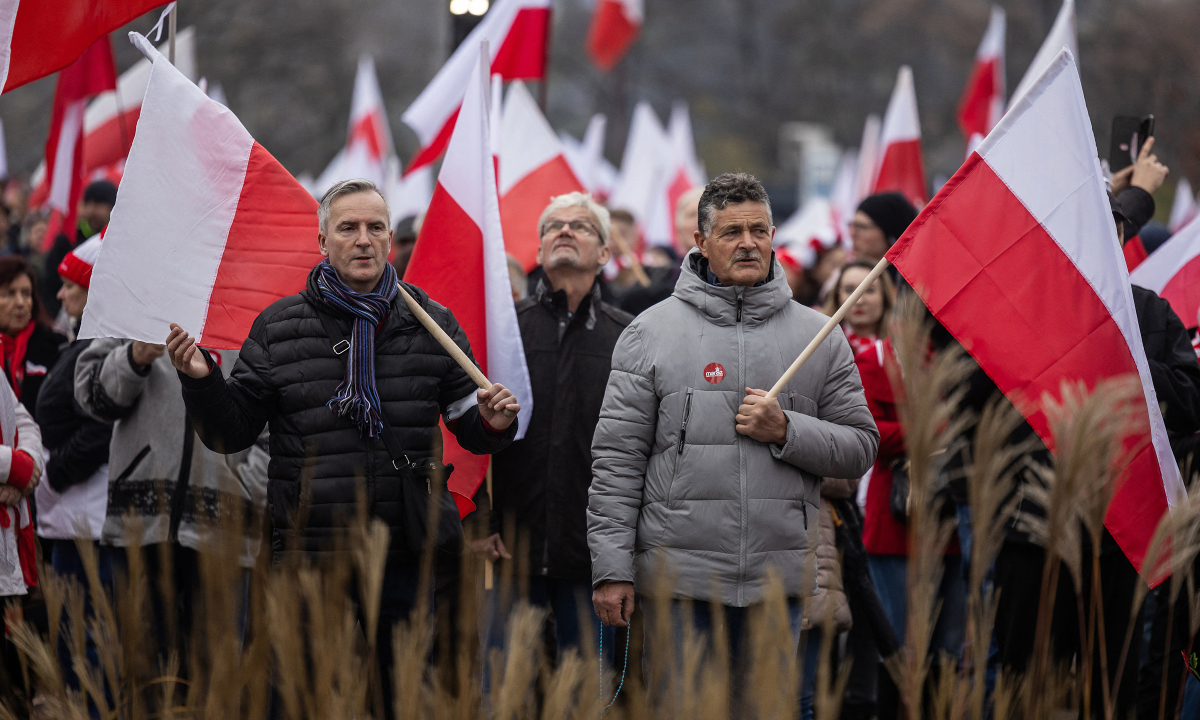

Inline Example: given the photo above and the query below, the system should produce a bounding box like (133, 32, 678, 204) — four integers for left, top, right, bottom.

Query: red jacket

(855, 340, 909, 555)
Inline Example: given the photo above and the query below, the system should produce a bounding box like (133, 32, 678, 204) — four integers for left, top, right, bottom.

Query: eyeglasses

(848, 219, 878, 233)
(542, 220, 598, 237)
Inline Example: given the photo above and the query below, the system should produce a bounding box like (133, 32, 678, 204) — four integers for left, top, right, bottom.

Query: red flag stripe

(199, 142, 322, 349)
(874, 138, 926, 207)
(3, 0, 159, 93)
(586, 0, 640, 72)
(888, 152, 1167, 570)
(499, 155, 583, 271)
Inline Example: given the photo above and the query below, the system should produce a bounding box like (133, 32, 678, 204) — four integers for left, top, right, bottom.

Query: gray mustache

(732, 251, 760, 262)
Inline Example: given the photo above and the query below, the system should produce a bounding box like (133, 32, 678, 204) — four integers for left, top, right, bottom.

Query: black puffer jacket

(35, 339, 111, 492)
(180, 267, 517, 562)
(490, 280, 632, 582)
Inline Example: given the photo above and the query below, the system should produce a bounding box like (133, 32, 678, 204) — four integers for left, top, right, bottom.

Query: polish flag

(586, 0, 643, 73)
(1008, 0, 1076, 111)
(644, 101, 705, 246)
(403, 43, 533, 512)
(1168, 178, 1197, 234)
(498, 80, 584, 271)
(856, 114, 882, 201)
(957, 6, 1005, 143)
(886, 48, 1183, 577)
(313, 56, 395, 194)
(401, 0, 551, 175)
(609, 101, 669, 236)
(1130, 216, 1200, 331)
(80, 32, 322, 350)
(81, 27, 196, 180)
(873, 66, 927, 207)
(0, 0, 161, 93)
(560, 114, 617, 200)
(830, 149, 860, 244)
(42, 38, 117, 249)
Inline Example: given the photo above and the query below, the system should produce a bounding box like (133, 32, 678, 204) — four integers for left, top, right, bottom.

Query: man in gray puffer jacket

(589, 173, 878, 657)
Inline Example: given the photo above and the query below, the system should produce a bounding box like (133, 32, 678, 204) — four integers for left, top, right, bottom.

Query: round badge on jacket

(703, 362, 726, 384)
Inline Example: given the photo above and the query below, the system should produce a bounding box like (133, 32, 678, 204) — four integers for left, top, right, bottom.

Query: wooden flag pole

(167, 2, 177, 65)
(766, 256, 891, 399)
(397, 283, 517, 418)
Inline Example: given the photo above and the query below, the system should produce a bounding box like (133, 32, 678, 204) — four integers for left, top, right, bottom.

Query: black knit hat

(82, 180, 118, 207)
(856, 192, 918, 245)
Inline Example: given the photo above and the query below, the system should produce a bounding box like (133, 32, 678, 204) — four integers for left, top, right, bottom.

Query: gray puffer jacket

(588, 250, 879, 606)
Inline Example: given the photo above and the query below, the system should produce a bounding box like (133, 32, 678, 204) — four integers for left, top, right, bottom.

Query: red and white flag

(497, 80, 584, 271)
(609, 101, 669, 236)
(313, 56, 395, 195)
(1009, 0, 1075, 111)
(80, 32, 322, 350)
(1168, 178, 1197, 234)
(830, 149, 860, 244)
(0, 0, 161, 93)
(1130, 216, 1200, 330)
(78, 28, 195, 190)
(401, 0, 550, 175)
(42, 37, 117, 249)
(586, 0, 642, 73)
(873, 66, 927, 207)
(886, 48, 1183, 577)
(560, 114, 616, 200)
(856, 114, 882, 201)
(643, 101, 705, 246)
(404, 43, 533, 512)
(957, 6, 1005, 147)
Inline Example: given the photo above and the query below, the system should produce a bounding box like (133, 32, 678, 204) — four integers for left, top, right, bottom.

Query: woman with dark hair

(822, 258, 896, 357)
(0, 256, 66, 411)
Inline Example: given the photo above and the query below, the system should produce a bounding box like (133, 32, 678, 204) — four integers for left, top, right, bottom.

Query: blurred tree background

(1, 0, 1198, 213)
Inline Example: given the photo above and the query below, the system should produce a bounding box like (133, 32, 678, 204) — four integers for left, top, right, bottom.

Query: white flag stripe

(80, 33, 253, 344)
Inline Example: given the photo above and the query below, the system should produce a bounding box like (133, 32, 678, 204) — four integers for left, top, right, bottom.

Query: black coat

(5, 322, 66, 413)
(34, 339, 112, 492)
(180, 266, 516, 562)
(490, 279, 632, 581)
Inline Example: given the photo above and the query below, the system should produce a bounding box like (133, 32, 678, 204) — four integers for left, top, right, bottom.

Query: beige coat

(802, 476, 858, 632)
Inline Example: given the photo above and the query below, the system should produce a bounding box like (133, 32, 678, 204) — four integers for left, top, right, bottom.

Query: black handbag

(315, 308, 464, 561)
(888, 457, 911, 524)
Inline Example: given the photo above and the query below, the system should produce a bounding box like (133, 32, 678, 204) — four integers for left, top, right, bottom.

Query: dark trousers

(993, 535, 1142, 717)
(110, 543, 201, 676)
(374, 563, 423, 720)
(1137, 580, 1191, 720)
(50, 539, 114, 717)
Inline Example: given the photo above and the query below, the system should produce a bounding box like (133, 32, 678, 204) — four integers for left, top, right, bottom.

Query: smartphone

(1109, 115, 1155, 173)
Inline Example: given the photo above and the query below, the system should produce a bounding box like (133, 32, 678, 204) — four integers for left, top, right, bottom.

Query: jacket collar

(301, 263, 427, 332)
(671, 248, 792, 326)
(532, 276, 599, 331)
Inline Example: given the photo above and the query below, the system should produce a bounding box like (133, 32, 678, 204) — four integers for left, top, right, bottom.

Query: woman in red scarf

(0, 257, 65, 411)
(822, 259, 896, 357)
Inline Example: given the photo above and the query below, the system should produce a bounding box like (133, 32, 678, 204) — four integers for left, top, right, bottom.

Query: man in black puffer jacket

(166, 179, 520, 713)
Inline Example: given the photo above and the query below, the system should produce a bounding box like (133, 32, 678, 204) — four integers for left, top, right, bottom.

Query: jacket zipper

(677, 388, 694, 454)
(736, 289, 747, 606)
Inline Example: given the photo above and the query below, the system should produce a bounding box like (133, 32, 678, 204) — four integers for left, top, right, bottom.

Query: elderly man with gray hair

(588, 173, 878, 678)
(484, 192, 633, 665)
(164, 178, 520, 714)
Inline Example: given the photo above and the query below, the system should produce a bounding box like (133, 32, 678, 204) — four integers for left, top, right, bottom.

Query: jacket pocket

(111, 445, 151, 488)
(667, 388, 694, 506)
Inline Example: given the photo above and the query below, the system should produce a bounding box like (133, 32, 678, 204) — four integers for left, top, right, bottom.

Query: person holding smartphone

(1110, 136, 1170, 241)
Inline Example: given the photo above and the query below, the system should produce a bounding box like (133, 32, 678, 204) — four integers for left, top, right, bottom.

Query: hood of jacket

(671, 248, 793, 327)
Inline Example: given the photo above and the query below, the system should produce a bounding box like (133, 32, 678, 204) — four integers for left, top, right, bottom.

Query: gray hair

(697, 172, 773, 238)
(318, 178, 391, 235)
(537, 192, 611, 245)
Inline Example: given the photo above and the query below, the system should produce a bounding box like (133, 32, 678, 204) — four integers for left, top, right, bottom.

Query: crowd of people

(0, 132, 1197, 720)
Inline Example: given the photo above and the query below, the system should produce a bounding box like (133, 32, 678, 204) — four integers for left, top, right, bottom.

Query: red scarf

(0, 320, 35, 400)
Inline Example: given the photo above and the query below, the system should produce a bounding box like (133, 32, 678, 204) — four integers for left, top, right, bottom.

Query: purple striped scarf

(315, 260, 398, 437)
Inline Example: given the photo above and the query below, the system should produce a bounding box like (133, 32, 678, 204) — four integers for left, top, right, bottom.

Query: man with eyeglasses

(482, 192, 633, 668)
